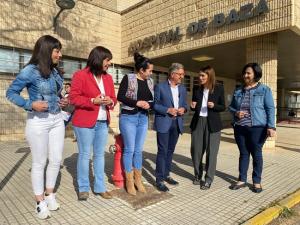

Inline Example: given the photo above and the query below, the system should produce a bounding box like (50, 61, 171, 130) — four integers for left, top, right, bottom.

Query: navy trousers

(234, 125, 267, 184)
(155, 119, 180, 183)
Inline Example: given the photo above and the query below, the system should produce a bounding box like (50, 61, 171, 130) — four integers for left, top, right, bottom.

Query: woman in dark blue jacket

(229, 63, 276, 193)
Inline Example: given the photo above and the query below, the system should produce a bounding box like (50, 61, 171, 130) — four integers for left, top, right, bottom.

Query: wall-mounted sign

(128, 0, 269, 55)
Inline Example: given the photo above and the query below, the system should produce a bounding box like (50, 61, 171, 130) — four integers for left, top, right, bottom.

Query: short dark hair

(65, 82, 71, 86)
(242, 63, 262, 82)
(86, 46, 112, 76)
(134, 52, 152, 72)
(28, 35, 62, 78)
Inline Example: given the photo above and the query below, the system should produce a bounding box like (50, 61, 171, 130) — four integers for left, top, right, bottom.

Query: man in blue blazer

(153, 63, 188, 192)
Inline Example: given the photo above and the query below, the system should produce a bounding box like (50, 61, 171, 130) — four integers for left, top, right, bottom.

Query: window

(0, 48, 19, 74)
(158, 72, 168, 83)
(61, 59, 81, 79)
(216, 80, 224, 86)
(80, 61, 86, 69)
(152, 71, 160, 84)
(184, 75, 191, 92)
(19, 51, 31, 69)
(109, 67, 133, 84)
(0, 47, 89, 78)
(192, 76, 199, 88)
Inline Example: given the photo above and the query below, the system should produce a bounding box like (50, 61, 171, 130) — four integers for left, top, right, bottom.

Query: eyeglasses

(173, 72, 185, 76)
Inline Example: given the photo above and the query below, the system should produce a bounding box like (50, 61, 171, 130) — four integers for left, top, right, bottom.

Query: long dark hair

(201, 65, 216, 93)
(86, 46, 112, 76)
(134, 52, 152, 72)
(28, 35, 62, 78)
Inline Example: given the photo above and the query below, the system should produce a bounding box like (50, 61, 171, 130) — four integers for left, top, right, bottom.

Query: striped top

(236, 87, 255, 127)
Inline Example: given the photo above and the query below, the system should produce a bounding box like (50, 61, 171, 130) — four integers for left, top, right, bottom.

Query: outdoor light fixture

(53, 0, 76, 32)
(290, 91, 300, 94)
(192, 55, 214, 62)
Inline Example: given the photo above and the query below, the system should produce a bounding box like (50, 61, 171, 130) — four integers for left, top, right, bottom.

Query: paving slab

(0, 124, 300, 224)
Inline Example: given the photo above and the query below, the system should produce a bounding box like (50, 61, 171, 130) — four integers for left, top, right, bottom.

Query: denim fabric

(119, 112, 148, 172)
(229, 83, 275, 128)
(73, 121, 108, 193)
(234, 125, 267, 184)
(6, 64, 63, 113)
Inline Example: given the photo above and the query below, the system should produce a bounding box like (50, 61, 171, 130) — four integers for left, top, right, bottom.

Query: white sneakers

(35, 193, 60, 220)
(35, 200, 51, 220)
(45, 193, 60, 211)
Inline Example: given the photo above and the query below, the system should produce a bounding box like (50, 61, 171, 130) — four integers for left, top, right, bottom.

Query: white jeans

(25, 112, 65, 195)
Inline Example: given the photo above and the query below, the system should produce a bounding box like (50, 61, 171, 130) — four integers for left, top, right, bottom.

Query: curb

(244, 189, 300, 225)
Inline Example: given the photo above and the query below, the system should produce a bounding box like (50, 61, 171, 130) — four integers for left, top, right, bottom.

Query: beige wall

(293, 0, 300, 34)
(121, 0, 293, 64)
(79, 0, 144, 12)
(80, 0, 118, 11)
(246, 33, 278, 148)
(0, 77, 27, 141)
(0, 0, 122, 64)
(117, 0, 144, 11)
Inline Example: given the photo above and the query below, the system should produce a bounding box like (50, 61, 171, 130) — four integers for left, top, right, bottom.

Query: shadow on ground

(63, 152, 122, 192)
(63, 152, 173, 209)
(276, 145, 300, 153)
(0, 147, 30, 191)
(143, 152, 237, 186)
(62, 148, 237, 205)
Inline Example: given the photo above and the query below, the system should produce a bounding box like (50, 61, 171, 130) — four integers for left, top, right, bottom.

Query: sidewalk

(0, 125, 300, 225)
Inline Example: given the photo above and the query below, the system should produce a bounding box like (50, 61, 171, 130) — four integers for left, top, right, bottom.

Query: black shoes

(252, 184, 263, 193)
(156, 177, 178, 192)
(193, 176, 210, 189)
(165, 177, 179, 186)
(193, 177, 201, 185)
(200, 182, 211, 190)
(156, 182, 169, 192)
(229, 182, 263, 193)
(229, 182, 246, 190)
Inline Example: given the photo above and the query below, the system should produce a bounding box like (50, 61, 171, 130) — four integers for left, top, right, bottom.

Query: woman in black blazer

(190, 66, 225, 190)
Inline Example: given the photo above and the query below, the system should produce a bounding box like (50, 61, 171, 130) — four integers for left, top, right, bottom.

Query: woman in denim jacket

(229, 63, 276, 193)
(6, 35, 67, 219)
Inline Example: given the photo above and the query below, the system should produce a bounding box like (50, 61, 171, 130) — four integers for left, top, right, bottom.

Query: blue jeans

(119, 112, 148, 172)
(234, 125, 267, 184)
(73, 121, 108, 193)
